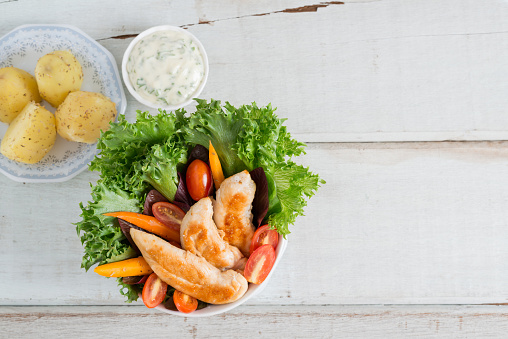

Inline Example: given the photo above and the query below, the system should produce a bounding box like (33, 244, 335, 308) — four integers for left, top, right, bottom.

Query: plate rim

(0, 24, 126, 183)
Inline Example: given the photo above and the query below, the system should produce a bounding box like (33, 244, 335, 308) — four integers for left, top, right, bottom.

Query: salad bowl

(76, 100, 322, 317)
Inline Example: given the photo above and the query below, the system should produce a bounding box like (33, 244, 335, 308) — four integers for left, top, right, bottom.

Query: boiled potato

(0, 102, 56, 164)
(0, 67, 42, 124)
(55, 91, 117, 143)
(35, 50, 83, 107)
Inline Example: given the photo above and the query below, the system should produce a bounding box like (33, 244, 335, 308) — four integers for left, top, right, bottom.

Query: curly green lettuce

(76, 180, 142, 270)
(89, 110, 188, 198)
(117, 277, 142, 303)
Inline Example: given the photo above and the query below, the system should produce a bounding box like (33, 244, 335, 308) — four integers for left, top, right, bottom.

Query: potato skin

(0, 67, 42, 124)
(0, 102, 56, 164)
(34, 50, 83, 107)
(55, 91, 117, 143)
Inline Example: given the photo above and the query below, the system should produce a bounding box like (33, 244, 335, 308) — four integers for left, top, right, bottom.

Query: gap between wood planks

(2, 303, 508, 308)
(181, 1, 345, 28)
(3, 304, 508, 314)
(97, 1, 345, 41)
(2, 305, 508, 320)
(304, 140, 508, 149)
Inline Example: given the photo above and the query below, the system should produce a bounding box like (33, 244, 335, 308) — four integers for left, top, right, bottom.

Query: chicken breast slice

(213, 170, 256, 256)
(180, 197, 245, 270)
(131, 229, 248, 305)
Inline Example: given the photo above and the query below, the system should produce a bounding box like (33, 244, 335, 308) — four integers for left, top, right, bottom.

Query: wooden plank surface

(2, 305, 508, 338)
(3, 142, 508, 305)
(1, 0, 507, 142)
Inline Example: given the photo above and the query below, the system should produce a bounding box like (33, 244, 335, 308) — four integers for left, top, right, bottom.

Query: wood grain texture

(1, 0, 507, 142)
(2, 142, 508, 305)
(2, 305, 508, 338)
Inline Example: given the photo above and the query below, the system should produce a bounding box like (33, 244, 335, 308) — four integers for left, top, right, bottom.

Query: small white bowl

(154, 235, 288, 317)
(121, 25, 209, 111)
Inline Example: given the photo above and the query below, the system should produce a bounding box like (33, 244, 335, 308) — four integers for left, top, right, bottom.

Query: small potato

(35, 50, 83, 107)
(56, 91, 117, 143)
(0, 102, 56, 164)
(0, 67, 42, 124)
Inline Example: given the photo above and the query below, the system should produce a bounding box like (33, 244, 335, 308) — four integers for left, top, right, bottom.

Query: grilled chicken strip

(180, 197, 245, 270)
(213, 170, 256, 256)
(130, 228, 248, 305)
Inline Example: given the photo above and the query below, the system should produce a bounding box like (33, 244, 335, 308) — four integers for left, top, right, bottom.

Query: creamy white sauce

(127, 30, 205, 106)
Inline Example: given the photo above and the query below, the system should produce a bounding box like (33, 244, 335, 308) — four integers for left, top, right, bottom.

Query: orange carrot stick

(94, 256, 153, 277)
(104, 211, 180, 243)
(209, 140, 225, 189)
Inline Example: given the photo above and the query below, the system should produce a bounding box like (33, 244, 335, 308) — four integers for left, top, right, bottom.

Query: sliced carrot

(94, 256, 153, 277)
(104, 211, 180, 243)
(209, 140, 225, 189)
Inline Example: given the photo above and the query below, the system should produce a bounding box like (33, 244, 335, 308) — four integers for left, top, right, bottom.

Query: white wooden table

(2, 0, 508, 337)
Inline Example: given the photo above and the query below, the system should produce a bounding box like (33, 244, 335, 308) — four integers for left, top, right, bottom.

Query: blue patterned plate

(0, 24, 126, 183)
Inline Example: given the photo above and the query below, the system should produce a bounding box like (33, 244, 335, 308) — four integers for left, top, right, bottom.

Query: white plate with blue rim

(0, 24, 126, 183)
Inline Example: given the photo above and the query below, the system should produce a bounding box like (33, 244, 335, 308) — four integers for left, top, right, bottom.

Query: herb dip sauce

(126, 30, 205, 106)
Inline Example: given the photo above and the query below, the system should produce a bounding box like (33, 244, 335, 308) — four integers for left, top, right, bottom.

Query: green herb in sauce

(127, 30, 205, 106)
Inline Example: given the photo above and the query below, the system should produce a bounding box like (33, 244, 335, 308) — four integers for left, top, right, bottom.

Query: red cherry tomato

(249, 225, 279, 255)
(244, 244, 276, 285)
(173, 290, 198, 313)
(142, 273, 168, 308)
(186, 159, 212, 201)
(152, 202, 185, 232)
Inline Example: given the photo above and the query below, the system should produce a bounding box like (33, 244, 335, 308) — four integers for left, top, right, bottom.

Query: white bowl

(121, 25, 209, 111)
(154, 235, 288, 317)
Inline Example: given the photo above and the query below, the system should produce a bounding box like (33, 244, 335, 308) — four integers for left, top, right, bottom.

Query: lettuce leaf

(76, 180, 141, 270)
(265, 161, 323, 235)
(133, 140, 188, 201)
(90, 110, 188, 197)
(117, 277, 141, 303)
(234, 101, 306, 167)
(182, 99, 246, 177)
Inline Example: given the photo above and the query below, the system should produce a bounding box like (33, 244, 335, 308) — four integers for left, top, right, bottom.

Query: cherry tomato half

(152, 202, 185, 232)
(173, 290, 198, 313)
(186, 159, 212, 201)
(142, 273, 168, 308)
(244, 244, 276, 285)
(249, 225, 279, 255)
